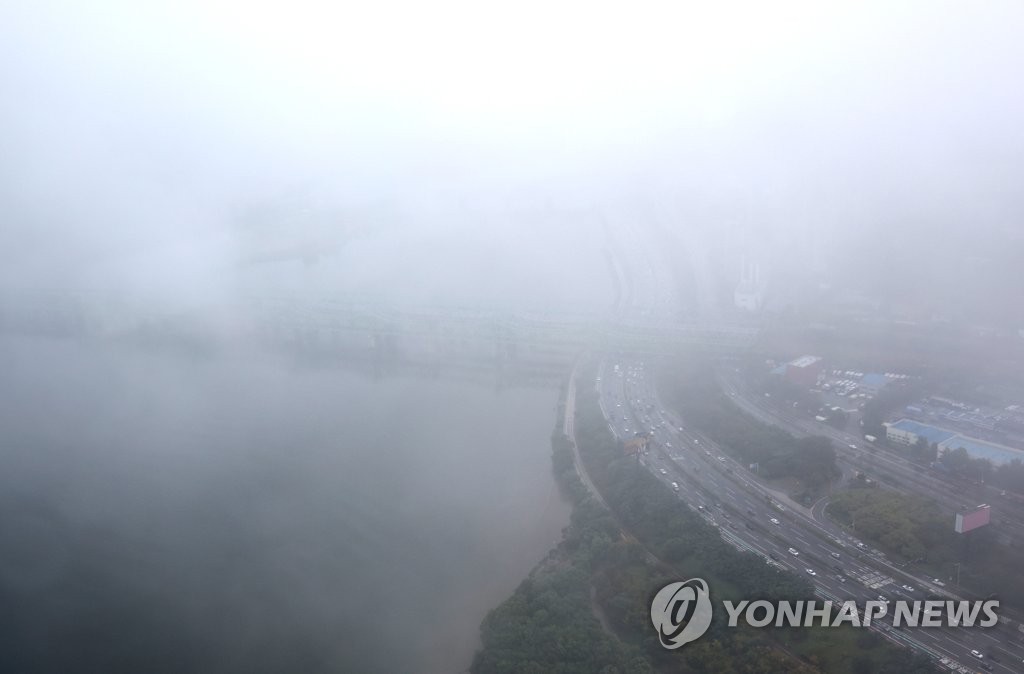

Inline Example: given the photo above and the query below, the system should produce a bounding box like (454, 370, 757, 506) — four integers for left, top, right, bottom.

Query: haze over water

(0, 335, 570, 674)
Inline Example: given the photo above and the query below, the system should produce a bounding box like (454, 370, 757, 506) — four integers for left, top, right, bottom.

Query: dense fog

(2, 1, 1021, 319)
(2, 2, 1023, 673)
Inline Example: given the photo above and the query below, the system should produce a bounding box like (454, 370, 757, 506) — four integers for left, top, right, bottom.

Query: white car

(788, 548, 799, 556)
(848, 444, 857, 450)
(830, 552, 841, 559)
(659, 468, 667, 475)
(877, 596, 889, 603)
(901, 584, 915, 592)
(970, 650, 984, 660)
(718, 456, 726, 462)
(770, 518, 780, 525)
(671, 482, 679, 491)
(805, 568, 817, 576)
(665, 443, 672, 448)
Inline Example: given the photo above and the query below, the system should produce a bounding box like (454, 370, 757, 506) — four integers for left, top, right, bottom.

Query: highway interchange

(594, 358, 1024, 673)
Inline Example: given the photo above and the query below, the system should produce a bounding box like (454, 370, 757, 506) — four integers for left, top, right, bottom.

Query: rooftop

(940, 436, 1024, 466)
(860, 373, 888, 390)
(887, 418, 957, 445)
(789, 355, 822, 368)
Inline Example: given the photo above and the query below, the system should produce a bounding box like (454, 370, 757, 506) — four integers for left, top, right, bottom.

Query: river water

(0, 335, 571, 673)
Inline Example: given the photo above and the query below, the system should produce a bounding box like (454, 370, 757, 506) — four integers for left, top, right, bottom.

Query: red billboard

(955, 504, 991, 533)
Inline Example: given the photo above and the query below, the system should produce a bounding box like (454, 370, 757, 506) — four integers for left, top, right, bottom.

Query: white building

(734, 255, 765, 311)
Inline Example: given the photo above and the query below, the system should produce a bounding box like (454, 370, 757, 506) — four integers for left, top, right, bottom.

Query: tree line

(473, 367, 937, 673)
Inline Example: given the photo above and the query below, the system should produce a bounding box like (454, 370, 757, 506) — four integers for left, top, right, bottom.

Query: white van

(671, 482, 680, 492)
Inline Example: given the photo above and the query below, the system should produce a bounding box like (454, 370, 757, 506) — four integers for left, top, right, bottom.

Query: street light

(953, 562, 962, 587)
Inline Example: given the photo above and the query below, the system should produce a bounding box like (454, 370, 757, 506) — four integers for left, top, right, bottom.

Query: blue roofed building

(885, 419, 956, 447)
(938, 436, 1024, 466)
(886, 418, 1024, 465)
(859, 373, 889, 394)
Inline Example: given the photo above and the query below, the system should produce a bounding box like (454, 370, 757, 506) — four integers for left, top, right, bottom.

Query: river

(0, 334, 571, 673)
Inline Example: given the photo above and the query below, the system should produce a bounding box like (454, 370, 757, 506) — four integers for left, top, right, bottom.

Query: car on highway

(877, 596, 889, 603)
(901, 584, 915, 592)
(770, 518, 780, 525)
(788, 547, 799, 556)
(805, 568, 816, 576)
(717, 456, 726, 462)
(970, 649, 983, 660)
(659, 468, 667, 475)
(671, 482, 679, 492)
(830, 552, 841, 559)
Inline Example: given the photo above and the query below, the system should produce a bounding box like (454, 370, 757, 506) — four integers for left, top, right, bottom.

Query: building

(858, 373, 889, 395)
(784, 355, 823, 388)
(938, 435, 1024, 466)
(886, 418, 1024, 465)
(734, 255, 765, 311)
(884, 419, 955, 447)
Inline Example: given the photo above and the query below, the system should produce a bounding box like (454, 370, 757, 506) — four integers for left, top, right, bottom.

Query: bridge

(242, 296, 760, 358)
(0, 290, 761, 361)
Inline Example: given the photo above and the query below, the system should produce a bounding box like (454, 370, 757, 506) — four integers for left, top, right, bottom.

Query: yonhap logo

(650, 578, 713, 648)
(651, 576, 1000, 652)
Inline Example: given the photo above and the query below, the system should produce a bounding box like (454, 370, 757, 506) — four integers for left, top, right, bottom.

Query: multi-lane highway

(594, 221, 1023, 670)
(595, 359, 1024, 673)
(715, 369, 1024, 549)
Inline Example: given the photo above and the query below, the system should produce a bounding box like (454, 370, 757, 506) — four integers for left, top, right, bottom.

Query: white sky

(1, 0, 1022, 304)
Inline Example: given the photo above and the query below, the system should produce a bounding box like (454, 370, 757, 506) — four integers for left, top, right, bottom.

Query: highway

(595, 221, 1023, 670)
(595, 358, 1024, 674)
(714, 369, 1024, 549)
